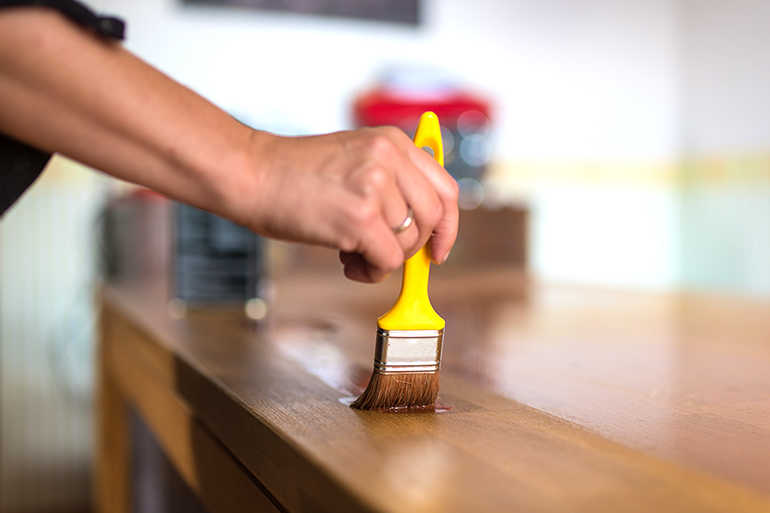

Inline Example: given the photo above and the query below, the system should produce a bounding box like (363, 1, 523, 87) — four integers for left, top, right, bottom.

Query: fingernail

(440, 250, 451, 264)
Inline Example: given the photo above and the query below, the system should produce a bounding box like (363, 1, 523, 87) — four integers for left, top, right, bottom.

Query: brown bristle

(350, 371, 440, 410)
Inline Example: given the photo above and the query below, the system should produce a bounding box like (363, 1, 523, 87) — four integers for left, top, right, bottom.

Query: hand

(239, 127, 459, 282)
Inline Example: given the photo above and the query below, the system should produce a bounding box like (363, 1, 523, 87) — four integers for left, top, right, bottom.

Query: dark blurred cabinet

(271, 205, 528, 275)
(447, 205, 527, 269)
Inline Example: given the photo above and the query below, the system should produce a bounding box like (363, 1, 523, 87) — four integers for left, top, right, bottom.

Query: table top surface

(103, 264, 770, 512)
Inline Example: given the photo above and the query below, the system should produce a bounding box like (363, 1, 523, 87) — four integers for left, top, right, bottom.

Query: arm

(0, 8, 458, 282)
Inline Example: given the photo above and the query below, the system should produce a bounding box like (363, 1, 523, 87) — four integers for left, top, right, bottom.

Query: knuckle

(361, 167, 389, 195)
(448, 179, 460, 202)
(337, 235, 357, 253)
(351, 199, 379, 226)
(367, 134, 396, 160)
(381, 125, 405, 139)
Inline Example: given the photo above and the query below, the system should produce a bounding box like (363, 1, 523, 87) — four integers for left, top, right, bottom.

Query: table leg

(94, 312, 131, 513)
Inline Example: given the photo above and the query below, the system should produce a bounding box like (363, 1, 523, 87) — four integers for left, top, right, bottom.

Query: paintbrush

(351, 111, 446, 411)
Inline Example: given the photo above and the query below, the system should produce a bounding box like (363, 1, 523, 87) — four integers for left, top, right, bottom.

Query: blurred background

(1, 0, 769, 511)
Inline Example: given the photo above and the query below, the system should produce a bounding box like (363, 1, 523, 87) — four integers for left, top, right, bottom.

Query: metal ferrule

(373, 328, 444, 374)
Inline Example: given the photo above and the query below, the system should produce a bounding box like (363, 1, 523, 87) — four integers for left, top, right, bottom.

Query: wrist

(219, 128, 277, 232)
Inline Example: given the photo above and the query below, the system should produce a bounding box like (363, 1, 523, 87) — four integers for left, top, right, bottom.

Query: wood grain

(104, 304, 282, 513)
(98, 267, 770, 513)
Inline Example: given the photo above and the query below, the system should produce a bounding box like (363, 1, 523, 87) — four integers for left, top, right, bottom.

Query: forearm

(0, 7, 460, 282)
(0, 7, 265, 222)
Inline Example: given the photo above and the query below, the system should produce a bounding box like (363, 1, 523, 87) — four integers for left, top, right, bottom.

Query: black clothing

(0, 0, 124, 216)
(0, 135, 51, 215)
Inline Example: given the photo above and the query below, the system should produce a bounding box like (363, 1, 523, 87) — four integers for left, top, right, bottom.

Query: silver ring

(392, 208, 414, 234)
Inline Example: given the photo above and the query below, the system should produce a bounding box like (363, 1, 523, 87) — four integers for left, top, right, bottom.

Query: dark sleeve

(0, 0, 124, 39)
(0, 0, 125, 217)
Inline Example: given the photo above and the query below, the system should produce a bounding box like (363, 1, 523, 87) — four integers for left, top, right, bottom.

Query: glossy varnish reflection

(99, 267, 770, 512)
(274, 269, 770, 492)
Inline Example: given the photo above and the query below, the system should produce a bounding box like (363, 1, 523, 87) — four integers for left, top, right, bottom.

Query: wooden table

(94, 265, 770, 513)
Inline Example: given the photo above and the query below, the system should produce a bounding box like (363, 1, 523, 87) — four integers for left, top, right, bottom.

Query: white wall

(91, 0, 684, 290)
(0, 158, 103, 512)
(679, 0, 770, 295)
(91, 0, 680, 160)
(680, 0, 770, 154)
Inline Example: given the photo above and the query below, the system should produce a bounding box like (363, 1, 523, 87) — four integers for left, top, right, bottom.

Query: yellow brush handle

(377, 111, 446, 331)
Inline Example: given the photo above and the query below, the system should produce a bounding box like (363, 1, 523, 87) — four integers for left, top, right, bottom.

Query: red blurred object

(353, 78, 494, 185)
(353, 87, 491, 128)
